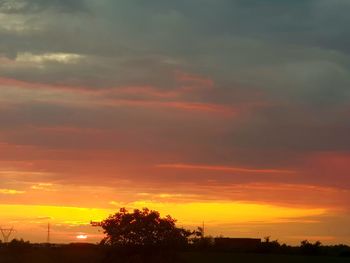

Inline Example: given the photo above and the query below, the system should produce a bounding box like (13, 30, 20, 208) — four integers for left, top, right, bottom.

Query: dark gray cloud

(1, 0, 350, 191)
(0, 0, 88, 14)
(229, 104, 350, 152)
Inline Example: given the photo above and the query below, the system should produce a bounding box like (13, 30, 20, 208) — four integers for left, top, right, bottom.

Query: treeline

(1, 208, 349, 262)
(190, 236, 350, 257)
(1, 237, 350, 258)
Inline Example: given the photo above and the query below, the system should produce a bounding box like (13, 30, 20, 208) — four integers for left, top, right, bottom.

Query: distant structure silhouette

(0, 227, 15, 243)
(47, 223, 51, 243)
(202, 221, 205, 237)
(90, 220, 101, 227)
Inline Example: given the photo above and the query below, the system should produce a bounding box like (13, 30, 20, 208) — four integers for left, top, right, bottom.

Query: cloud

(0, 0, 89, 14)
(0, 188, 25, 195)
(16, 52, 84, 64)
(31, 183, 56, 191)
(0, 1, 350, 243)
(156, 163, 295, 174)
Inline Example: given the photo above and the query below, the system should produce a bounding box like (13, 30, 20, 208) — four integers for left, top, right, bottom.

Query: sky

(0, 0, 350, 245)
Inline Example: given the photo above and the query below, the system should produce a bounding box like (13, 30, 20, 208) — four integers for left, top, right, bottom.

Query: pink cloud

(156, 163, 295, 174)
(93, 98, 237, 115)
(302, 151, 350, 188)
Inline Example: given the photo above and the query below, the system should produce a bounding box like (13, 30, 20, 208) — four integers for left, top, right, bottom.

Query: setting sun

(76, 234, 88, 240)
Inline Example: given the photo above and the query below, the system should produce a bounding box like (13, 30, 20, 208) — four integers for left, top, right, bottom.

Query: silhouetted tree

(300, 240, 322, 255)
(190, 227, 214, 249)
(97, 208, 193, 248)
(195, 226, 204, 239)
(6, 238, 31, 252)
(259, 236, 281, 253)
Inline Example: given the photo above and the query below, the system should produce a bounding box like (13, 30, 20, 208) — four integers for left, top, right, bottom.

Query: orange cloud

(302, 152, 350, 188)
(0, 189, 25, 195)
(107, 86, 181, 98)
(156, 163, 295, 174)
(99, 99, 237, 114)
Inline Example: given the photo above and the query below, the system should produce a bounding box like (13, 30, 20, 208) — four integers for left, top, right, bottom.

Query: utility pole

(0, 227, 15, 243)
(47, 223, 51, 244)
(202, 221, 205, 238)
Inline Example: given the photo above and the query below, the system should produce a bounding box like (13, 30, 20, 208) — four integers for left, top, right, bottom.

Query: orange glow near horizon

(0, 201, 329, 244)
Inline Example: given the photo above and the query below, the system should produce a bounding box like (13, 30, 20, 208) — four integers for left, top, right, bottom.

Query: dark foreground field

(1, 247, 350, 263)
(183, 252, 350, 263)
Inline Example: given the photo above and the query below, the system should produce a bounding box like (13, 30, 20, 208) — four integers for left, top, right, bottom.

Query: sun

(76, 234, 88, 240)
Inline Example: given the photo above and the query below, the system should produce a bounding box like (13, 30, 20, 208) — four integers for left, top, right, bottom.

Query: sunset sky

(1, 0, 350, 245)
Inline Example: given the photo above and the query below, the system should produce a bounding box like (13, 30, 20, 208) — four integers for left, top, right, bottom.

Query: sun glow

(0, 201, 327, 243)
(130, 201, 327, 225)
(76, 234, 88, 240)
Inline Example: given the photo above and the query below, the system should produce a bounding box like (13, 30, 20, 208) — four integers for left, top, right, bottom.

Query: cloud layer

(1, 0, 350, 243)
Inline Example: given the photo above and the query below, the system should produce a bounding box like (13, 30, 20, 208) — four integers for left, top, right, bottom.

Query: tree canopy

(97, 208, 193, 247)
